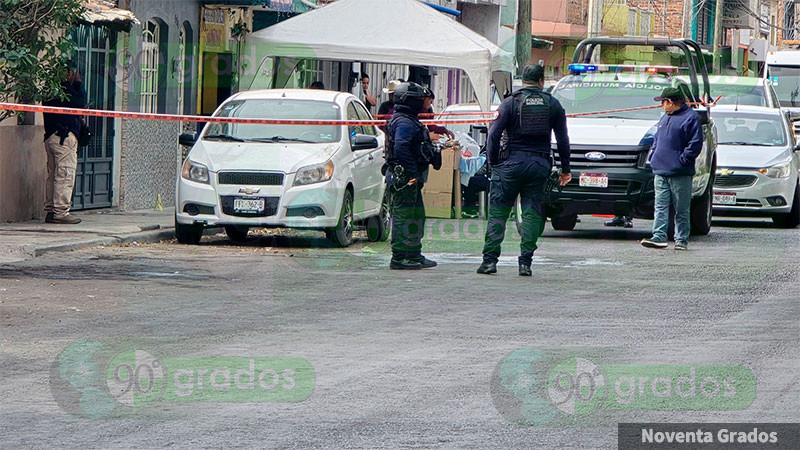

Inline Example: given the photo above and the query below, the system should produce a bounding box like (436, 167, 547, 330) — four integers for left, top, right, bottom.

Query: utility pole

(587, 0, 602, 63)
(516, 0, 532, 76)
(588, 0, 603, 37)
(712, 0, 724, 73)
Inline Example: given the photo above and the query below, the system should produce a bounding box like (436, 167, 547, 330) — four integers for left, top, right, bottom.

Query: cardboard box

(422, 148, 458, 194)
(422, 191, 453, 219)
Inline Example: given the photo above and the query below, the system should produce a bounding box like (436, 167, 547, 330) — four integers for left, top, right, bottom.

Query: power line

(730, 0, 795, 35)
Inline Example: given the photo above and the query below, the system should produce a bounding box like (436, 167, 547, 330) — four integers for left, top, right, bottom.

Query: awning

(81, 0, 139, 30)
(531, 37, 554, 50)
(247, 0, 513, 111)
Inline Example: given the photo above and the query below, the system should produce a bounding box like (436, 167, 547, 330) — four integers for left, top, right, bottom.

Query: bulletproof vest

(509, 88, 551, 140)
(385, 113, 433, 166)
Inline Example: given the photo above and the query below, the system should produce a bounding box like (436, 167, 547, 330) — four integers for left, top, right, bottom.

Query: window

(177, 24, 187, 115)
(204, 99, 341, 143)
(639, 11, 650, 37)
(353, 101, 377, 136)
(347, 102, 363, 137)
(715, 113, 787, 147)
(140, 20, 159, 113)
(627, 10, 637, 36)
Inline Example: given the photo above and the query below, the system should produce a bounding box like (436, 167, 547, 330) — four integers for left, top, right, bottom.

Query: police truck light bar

(569, 64, 679, 75)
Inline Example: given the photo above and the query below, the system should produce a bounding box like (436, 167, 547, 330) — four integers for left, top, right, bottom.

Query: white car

(712, 105, 800, 227)
(175, 89, 389, 246)
(680, 75, 780, 109)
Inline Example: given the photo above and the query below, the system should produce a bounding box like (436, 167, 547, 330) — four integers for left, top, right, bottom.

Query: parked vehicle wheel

(690, 175, 714, 236)
(224, 225, 249, 242)
(366, 191, 391, 242)
(175, 217, 203, 245)
(514, 195, 523, 235)
(551, 213, 578, 231)
(772, 185, 800, 228)
(326, 190, 354, 247)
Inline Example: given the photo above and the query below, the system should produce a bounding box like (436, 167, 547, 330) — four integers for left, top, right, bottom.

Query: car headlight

(638, 147, 653, 169)
(759, 161, 792, 178)
(181, 159, 210, 184)
(294, 161, 334, 186)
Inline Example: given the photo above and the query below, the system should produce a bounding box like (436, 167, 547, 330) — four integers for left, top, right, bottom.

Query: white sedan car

(175, 89, 389, 246)
(712, 105, 800, 227)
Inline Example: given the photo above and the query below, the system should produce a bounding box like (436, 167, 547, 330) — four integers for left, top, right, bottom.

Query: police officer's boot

(390, 257, 423, 270)
(476, 261, 497, 274)
(411, 255, 437, 268)
(519, 264, 532, 276)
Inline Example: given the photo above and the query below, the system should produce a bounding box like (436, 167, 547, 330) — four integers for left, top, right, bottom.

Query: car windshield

(204, 99, 341, 143)
(552, 76, 669, 120)
(715, 113, 787, 147)
(711, 83, 766, 107)
(766, 65, 800, 107)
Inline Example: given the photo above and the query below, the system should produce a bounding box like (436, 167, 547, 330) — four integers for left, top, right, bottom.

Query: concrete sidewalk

(0, 208, 176, 263)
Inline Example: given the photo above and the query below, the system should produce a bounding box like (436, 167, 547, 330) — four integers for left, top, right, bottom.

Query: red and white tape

(0, 98, 718, 127)
(0, 102, 491, 126)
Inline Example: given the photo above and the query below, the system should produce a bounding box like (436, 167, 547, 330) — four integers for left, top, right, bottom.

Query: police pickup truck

(532, 37, 717, 235)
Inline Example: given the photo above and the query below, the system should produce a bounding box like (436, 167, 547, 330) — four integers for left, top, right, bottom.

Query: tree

(0, 0, 85, 122)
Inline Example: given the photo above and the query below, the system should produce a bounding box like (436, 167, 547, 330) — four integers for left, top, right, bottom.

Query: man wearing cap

(41, 62, 87, 224)
(640, 87, 703, 251)
(477, 64, 571, 276)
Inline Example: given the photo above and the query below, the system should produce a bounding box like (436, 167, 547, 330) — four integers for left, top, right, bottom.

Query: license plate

(233, 197, 265, 212)
(579, 172, 608, 188)
(713, 191, 737, 205)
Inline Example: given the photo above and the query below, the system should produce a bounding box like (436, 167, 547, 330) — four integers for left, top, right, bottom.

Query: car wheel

(175, 216, 203, 245)
(551, 213, 577, 231)
(327, 190, 354, 247)
(690, 178, 713, 236)
(772, 184, 800, 228)
(366, 191, 391, 242)
(224, 225, 249, 242)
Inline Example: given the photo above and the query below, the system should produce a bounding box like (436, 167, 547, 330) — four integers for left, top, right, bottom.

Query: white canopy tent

(245, 0, 513, 111)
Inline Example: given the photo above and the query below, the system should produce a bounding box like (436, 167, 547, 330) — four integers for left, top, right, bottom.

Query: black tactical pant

(482, 157, 550, 265)
(389, 180, 426, 261)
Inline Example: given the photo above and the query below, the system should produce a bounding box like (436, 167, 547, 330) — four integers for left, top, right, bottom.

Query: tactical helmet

(393, 82, 428, 105)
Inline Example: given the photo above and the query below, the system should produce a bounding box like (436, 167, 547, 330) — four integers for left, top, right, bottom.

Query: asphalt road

(1, 216, 798, 449)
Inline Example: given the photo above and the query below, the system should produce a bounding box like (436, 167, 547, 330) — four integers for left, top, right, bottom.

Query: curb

(31, 228, 175, 258)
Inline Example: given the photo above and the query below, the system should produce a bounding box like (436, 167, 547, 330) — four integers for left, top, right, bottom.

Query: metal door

(71, 25, 115, 210)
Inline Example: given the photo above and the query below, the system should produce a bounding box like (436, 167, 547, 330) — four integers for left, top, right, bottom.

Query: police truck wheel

(690, 180, 713, 236)
(772, 184, 800, 228)
(366, 192, 391, 242)
(224, 225, 249, 242)
(327, 190, 354, 247)
(551, 213, 577, 231)
(175, 217, 203, 245)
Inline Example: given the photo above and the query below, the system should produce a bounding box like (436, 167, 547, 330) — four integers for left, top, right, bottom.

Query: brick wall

(626, 0, 687, 37)
(567, 0, 589, 25)
(119, 119, 180, 211)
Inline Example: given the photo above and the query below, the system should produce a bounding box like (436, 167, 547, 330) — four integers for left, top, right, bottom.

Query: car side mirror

(179, 132, 197, 146)
(793, 144, 800, 152)
(695, 109, 710, 125)
(351, 134, 379, 151)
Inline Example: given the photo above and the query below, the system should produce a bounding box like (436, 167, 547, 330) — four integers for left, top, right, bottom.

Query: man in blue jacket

(641, 87, 704, 250)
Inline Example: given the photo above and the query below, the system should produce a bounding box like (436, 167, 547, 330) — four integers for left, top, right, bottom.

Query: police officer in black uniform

(477, 64, 572, 276)
(384, 82, 439, 270)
